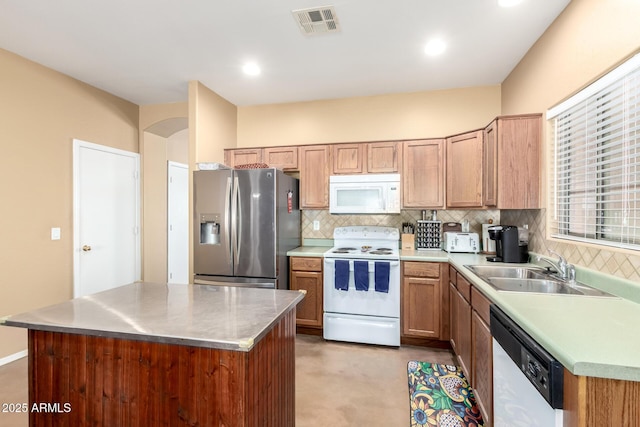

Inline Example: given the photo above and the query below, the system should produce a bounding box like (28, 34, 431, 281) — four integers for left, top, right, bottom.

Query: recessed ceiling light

(242, 62, 261, 77)
(424, 38, 446, 56)
(498, 0, 524, 7)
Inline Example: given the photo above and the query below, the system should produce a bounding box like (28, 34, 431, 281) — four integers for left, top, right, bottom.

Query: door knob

(82, 245, 92, 252)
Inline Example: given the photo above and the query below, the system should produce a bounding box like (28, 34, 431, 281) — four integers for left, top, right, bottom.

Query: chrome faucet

(537, 250, 572, 280)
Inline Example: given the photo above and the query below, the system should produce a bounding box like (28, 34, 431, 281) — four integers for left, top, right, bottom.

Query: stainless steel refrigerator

(193, 168, 300, 289)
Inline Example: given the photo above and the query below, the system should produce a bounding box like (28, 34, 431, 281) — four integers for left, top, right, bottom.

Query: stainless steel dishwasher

(490, 305, 564, 426)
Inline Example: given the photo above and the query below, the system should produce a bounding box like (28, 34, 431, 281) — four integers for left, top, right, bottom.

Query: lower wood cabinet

(289, 257, 323, 328)
(449, 265, 491, 425)
(402, 262, 441, 338)
(471, 286, 493, 426)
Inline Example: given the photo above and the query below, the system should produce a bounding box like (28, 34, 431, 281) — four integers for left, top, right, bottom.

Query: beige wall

(501, 0, 640, 281)
(140, 104, 189, 284)
(189, 81, 237, 165)
(0, 48, 139, 359)
(237, 86, 501, 147)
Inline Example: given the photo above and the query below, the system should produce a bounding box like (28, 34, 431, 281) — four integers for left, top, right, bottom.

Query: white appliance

(323, 226, 401, 346)
(491, 305, 564, 426)
(443, 232, 480, 253)
(329, 174, 401, 214)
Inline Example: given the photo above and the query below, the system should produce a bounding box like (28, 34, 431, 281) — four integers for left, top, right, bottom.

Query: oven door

(323, 258, 400, 317)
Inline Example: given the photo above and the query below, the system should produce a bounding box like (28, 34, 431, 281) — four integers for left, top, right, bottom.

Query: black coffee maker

(486, 225, 528, 263)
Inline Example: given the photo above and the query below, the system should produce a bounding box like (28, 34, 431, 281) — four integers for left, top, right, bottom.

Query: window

(547, 53, 640, 250)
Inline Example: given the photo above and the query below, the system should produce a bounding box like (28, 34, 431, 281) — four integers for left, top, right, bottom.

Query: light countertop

(2, 282, 304, 352)
(288, 246, 640, 382)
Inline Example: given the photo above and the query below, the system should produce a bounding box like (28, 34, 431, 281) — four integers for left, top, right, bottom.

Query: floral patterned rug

(407, 361, 484, 427)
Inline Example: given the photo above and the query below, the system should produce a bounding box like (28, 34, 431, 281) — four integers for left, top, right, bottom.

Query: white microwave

(329, 174, 401, 214)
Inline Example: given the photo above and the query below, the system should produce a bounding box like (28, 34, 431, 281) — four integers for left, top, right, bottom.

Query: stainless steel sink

(464, 265, 551, 280)
(485, 277, 583, 295)
(464, 265, 616, 297)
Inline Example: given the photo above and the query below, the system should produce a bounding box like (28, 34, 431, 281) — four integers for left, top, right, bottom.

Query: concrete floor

(0, 334, 455, 426)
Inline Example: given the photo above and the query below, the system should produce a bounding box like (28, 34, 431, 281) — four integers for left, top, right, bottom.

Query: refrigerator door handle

(232, 176, 240, 267)
(226, 176, 233, 258)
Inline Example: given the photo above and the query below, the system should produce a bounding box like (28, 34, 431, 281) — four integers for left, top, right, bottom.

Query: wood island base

(27, 310, 296, 427)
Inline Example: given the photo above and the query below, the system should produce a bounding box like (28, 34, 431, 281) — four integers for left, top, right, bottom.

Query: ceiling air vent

(292, 6, 340, 36)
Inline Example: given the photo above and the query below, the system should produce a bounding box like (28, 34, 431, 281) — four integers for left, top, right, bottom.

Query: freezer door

(233, 169, 277, 278)
(193, 170, 233, 276)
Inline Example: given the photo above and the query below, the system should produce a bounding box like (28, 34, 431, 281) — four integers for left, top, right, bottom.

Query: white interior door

(73, 139, 141, 297)
(167, 161, 189, 284)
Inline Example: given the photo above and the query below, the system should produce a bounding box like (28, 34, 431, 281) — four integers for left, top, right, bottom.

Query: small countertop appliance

(443, 232, 480, 253)
(486, 225, 528, 263)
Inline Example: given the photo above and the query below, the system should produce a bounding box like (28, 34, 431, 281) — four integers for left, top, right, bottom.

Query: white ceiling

(0, 0, 571, 107)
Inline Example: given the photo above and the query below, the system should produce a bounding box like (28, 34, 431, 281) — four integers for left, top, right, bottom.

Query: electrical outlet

(313, 220, 320, 231)
(51, 227, 61, 240)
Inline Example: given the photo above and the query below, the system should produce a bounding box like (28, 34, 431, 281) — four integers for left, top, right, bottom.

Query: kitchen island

(2, 282, 304, 427)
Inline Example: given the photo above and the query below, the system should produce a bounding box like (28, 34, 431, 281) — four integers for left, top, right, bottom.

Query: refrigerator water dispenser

(199, 214, 220, 245)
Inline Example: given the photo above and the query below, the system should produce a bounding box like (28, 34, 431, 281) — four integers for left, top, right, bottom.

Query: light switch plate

(51, 227, 61, 240)
(313, 220, 320, 231)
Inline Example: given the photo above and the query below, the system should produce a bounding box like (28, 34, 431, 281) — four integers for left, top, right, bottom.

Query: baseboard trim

(0, 349, 27, 366)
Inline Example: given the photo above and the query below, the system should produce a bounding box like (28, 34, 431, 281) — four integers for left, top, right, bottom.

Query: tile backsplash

(501, 209, 640, 282)
(302, 209, 500, 241)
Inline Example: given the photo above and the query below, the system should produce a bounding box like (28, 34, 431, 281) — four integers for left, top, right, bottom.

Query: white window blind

(547, 53, 640, 250)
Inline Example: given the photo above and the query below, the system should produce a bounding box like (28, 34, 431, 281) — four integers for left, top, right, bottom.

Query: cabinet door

(290, 270, 323, 327)
(495, 115, 542, 209)
(402, 139, 445, 208)
(446, 131, 483, 208)
(263, 146, 299, 170)
(402, 276, 441, 338)
(449, 282, 458, 353)
(224, 148, 263, 168)
(332, 143, 364, 174)
(368, 141, 399, 173)
(472, 310, 493, 425)
(453, 286, 472, 380)
(483, 120, 498, 207)
(299, 145, 330, 209)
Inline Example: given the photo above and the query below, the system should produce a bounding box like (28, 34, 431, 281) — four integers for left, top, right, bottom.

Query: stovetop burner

(336, 247, 357, 251)
(370, 250, 393, 255)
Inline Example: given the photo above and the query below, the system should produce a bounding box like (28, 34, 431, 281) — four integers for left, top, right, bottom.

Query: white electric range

(323, 226, 400, 346)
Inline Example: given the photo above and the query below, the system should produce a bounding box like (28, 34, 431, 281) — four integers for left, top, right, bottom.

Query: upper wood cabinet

(368, 141, 400, 173)
(446, 130, 483, 208)
(224, 148, 262, 168)
(263, 146, 299, 170)
(402, 139, 446, 209)
(225, 147, 299, 170)
(483, 114, 542, 209)
(299, 145, 330, 209)
(331, 143, 364, 174)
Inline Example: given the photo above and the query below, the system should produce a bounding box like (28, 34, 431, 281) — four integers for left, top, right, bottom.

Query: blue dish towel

(334, 260, 350, 291)
(354, 261, 370, 291)
(375, 262, 390, 293)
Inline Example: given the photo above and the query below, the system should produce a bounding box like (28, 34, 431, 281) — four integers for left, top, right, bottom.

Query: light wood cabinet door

(367, 141, 400, 173)
(290, 257, 323, 328)
(290, 270, 323, 327)
(402, 139, 445, 208)
(455, 287, 472, 380)
(224, 148, 262, 167)
(446, 130, 483, 208)
(483, 120, 498, 207)
(494, 114, 542, 209)
(299, 145, 330, 209)
(449, 282, 458, 354)
(332, 143, 364, 174)
(472, 310, 493, 426)
(402, 276, 441, 338)
(263, 146, 299, 170)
